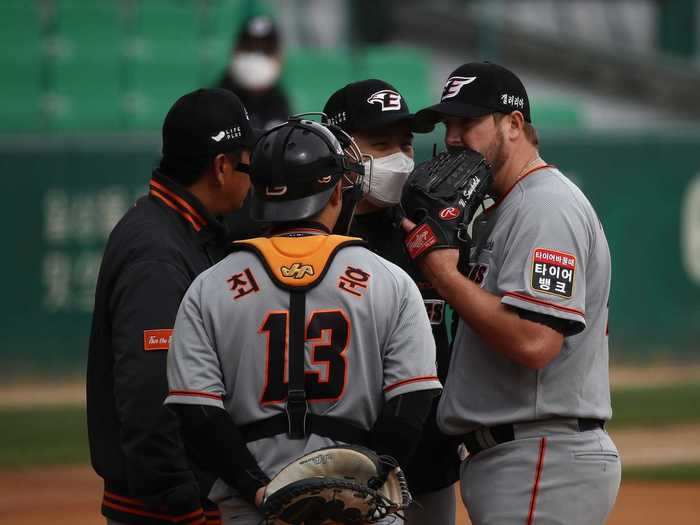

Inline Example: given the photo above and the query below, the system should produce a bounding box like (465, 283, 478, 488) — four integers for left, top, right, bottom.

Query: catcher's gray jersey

(438, 166, 612, 434)
(166, 233, 440, 502)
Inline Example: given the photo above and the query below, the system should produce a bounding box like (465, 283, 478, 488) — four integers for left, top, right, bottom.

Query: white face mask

(230, 52, 281, 90)
(362, 151, 415, 207)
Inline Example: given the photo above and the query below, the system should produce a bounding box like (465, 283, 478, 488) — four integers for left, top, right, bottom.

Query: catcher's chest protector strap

(287, 289, 307, 439)
(233, 234, 367, 440)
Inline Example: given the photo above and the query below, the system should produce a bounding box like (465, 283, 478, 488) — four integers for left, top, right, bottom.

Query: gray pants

(404, 483, 456, 525)
(461, 423, 621, 525)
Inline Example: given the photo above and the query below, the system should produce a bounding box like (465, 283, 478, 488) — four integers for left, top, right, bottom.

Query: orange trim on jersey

(182, 517, 206, 525)
(150, 179, 207, 227)
(204, 508, 222, 525)
(485, 164, 554, 213)
(503, 291, 585, 317)
(168, 390, 223, 401)
(150, 189, 203, 232)
(384, 375, 440, 393)
(104, 490, 146, 507)
(526, 437, 547, 525)
(103, 499, 205, 522)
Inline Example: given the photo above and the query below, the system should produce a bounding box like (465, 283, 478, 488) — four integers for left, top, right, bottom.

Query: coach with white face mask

(322, 79, 462, 525)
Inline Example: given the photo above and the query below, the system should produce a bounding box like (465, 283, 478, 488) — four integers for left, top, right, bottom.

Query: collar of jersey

(485, 164, 554, 213)
(271, 221, 331, 237)
(149, 170, 224, 236)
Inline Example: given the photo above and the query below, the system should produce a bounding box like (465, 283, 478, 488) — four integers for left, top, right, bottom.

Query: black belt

(239, 413, 371, 446)
(463, 418, 605, 456)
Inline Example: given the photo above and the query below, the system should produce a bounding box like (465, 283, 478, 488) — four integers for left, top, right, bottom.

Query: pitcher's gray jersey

(438, 166, 612, 434)
(166, 233, 440, 499)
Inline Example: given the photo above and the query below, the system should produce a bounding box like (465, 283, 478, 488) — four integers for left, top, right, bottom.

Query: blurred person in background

(86, 88, 258, 525)
(218, 15, 290, 242)
(217, 15, 291, 130)
(323, 79, 461, 525)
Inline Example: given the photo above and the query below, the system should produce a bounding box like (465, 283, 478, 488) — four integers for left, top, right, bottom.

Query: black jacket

(351, 208, 461, 494)
(86, 171, 230, 525)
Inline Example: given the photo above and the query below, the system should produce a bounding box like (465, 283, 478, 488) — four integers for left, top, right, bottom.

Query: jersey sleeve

(166, 274, 226, 409)
(382, 271, 442, 401)
(108, 258, 201, 510)
(497, 196, 589, 334)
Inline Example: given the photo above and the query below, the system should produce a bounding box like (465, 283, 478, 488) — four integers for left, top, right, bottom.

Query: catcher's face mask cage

(249, 114, 367, 228)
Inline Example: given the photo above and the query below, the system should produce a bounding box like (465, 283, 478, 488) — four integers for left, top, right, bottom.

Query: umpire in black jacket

(87, 88, 259, 525)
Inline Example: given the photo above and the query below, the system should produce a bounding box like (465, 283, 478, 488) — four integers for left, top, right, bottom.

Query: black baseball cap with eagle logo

(415, 62, 531, 131)
(323, 79, 433, 133)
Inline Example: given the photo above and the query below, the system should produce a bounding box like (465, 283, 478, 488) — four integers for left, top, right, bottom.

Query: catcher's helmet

(249, 117, 365, 224)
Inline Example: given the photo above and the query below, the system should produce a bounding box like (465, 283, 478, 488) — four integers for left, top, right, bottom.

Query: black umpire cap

(415, 62, 531, 130)
(162, 88, 260, 162)
(323, 79, 433, 133)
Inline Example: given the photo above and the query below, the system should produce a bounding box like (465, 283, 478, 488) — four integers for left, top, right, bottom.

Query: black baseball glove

(401, 148, 492, 272)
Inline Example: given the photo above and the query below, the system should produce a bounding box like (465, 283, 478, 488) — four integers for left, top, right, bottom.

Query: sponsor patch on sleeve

(531, 248, 575, 298)
(143, 329, 173, 351)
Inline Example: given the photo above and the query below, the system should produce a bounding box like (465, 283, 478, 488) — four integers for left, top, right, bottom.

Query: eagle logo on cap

(441, 76, 477, 100)
(367, 90, 402, 111)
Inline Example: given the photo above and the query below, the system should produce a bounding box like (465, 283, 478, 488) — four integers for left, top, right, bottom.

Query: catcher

(165, 117, 442, 524)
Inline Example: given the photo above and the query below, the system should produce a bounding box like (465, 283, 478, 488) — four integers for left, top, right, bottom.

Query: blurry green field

(608, 382, 700, 429)
(622, 464, 700, 482)
(1, 382, 699, 475)
(0, 406, 89, 468)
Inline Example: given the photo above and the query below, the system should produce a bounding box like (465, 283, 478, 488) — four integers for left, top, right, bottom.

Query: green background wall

(1, 130, 699, 373)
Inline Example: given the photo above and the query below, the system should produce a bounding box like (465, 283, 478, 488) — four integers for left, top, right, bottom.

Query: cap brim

(414, 102, 494, 131)
(250, 185, 335, 223)
(350, 112, 434, 134)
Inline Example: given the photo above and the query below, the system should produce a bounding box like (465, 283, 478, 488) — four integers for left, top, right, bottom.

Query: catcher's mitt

(260, 445, 411, 525)
(401, 148, 492, 269)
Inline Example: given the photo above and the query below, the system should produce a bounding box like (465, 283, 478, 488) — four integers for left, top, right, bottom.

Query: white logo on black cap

(329, 111, 347, 126)
(441, 76, 477, 100)
(211, 127, 242, 142)
(367, 90, 402, 111)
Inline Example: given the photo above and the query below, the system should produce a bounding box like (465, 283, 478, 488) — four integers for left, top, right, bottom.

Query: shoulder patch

(143, 329, 173, 351)
(531, 248, 575, 298)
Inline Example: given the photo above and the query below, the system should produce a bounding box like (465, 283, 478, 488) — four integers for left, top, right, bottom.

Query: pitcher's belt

(463, 418, 605, 456)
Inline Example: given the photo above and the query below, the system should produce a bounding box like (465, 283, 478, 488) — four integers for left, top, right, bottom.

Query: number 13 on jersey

(259, 309, 350, 404)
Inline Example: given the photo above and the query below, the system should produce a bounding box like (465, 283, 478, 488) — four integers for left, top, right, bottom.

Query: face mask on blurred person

(361, 152, 415, 206)
(230, 52, 281, 90)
